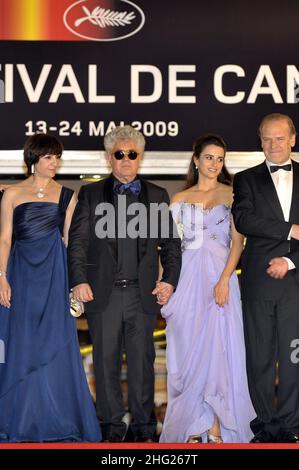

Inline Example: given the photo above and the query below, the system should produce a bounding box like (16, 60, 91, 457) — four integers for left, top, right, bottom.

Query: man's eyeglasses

(113, 150, 139, 160)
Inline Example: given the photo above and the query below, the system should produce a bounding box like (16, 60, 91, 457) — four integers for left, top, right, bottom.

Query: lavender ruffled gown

(160, 203, 256, 443)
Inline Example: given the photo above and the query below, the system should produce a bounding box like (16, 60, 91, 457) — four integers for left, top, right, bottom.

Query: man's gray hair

(104, 125, 146, 153)
(259, 113, 297, 136)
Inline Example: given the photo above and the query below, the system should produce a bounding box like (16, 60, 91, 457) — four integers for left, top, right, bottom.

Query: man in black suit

(232, 113, 299, 443)
(68, 125, 181, 442)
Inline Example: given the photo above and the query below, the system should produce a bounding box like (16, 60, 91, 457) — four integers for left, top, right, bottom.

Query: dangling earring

(31, 164, 35, 174)
(195, 166, 198, 171)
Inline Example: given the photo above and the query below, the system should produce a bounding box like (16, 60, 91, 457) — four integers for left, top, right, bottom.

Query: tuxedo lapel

(103, 174, 114, 205)
(137, 178, 149, 262)
(258, 162, 285, 220)
(103, 175, 117, 261)
(289, 160, 299, 221)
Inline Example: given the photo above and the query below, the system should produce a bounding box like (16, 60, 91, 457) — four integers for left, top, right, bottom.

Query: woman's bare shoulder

(2, 183, 24, 196)
(219, 184, 233, 205)
(171, 187, 195, 204)
(221, 183, 233, 193)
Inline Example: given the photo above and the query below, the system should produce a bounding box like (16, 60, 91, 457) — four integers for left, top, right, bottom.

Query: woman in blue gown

(0, 134, 101, 442)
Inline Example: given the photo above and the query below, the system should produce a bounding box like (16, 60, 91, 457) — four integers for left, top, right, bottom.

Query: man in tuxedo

(232, 113, 299, 443)
(68, 125, 181, 442)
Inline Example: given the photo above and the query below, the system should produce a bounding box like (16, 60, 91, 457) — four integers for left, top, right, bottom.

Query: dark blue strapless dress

(0, 187, 101, 442)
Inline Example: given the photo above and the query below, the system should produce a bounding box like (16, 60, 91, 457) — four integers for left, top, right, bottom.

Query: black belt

(114, 279, 139, 288)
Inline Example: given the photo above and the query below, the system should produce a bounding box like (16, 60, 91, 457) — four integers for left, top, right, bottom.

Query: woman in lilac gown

(160, 134, 255, 443)
(0, 134, 101, 442)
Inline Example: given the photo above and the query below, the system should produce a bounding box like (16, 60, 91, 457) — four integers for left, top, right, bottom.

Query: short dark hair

(23, 133, 63, 176)
(185, 133, 232, 189)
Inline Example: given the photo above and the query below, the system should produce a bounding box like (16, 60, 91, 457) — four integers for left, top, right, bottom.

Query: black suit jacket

(67, 175, 182, 314)
(232, 160, 299, 300)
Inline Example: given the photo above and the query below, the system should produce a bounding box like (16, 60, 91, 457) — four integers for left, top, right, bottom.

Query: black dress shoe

(134, 436, 154, 442)
(250, 430, 276, 443)
(107, 433, 126, 442)
(278, 431, 299, 443)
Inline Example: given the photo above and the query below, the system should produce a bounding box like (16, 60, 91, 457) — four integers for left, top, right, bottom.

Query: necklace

(32, 179, 51, 198)
(36, 188, 45, 198)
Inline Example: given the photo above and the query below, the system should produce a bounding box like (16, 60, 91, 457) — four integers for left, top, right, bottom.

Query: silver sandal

(207, 433, 223, 443)
(186, 434, 202, 443)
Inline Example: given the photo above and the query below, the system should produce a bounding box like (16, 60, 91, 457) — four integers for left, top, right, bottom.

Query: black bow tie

(113, 179, 141, 195)
(270, 164, 292, 173)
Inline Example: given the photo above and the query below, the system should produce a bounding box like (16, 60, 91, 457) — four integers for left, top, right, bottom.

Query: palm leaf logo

(75, 6, 136, 28)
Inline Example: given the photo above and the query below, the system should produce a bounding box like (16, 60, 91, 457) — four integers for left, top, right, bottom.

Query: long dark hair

(184, 133, 232, 189)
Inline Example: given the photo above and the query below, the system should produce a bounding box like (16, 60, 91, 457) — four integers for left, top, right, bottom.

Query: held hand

(72, 283, 94, 303)
(266, 258, 289, 279)
(214, 278, 229, 308)
(0, 277, 12, 308)
(152, 281, 174, 305)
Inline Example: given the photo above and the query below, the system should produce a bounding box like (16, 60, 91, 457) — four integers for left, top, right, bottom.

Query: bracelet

(0, 270, 7, 277)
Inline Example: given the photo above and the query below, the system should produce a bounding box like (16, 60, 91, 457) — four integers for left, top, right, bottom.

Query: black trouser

(87, 286, 157, 441)
(242, 280, 299, 437)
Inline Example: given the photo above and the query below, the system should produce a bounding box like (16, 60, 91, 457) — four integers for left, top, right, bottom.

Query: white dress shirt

(266, 159, 295, 270)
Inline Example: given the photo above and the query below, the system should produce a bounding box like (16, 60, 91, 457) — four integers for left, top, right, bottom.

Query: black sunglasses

(113, 150, 139, 160)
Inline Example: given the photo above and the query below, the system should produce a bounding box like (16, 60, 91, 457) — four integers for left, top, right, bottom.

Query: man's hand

(291, 224, 299, 240)
(72, 283, 94, 302)
(152, 281, 174, 305)
(266, 257, 289, 279)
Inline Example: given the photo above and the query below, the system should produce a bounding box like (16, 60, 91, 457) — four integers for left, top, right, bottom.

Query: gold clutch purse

(69, 293, 84, 317)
